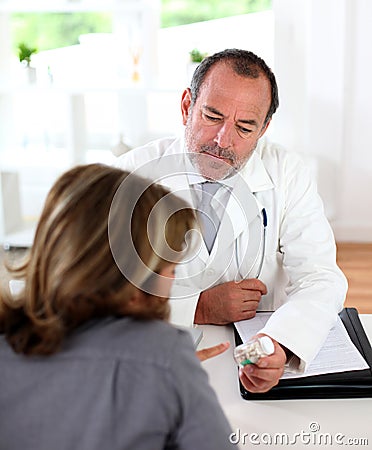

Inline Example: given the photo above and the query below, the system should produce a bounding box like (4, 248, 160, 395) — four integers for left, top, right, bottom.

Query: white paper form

(234, 313, 369, 379)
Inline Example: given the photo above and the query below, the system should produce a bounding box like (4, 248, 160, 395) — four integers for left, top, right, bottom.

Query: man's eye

(237, 126, 252, 134)
(203, 113, 221, 122)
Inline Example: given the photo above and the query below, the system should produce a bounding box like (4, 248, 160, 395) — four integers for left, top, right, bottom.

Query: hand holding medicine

(234, 335, 275, 366)
(236, 334, 286, 393)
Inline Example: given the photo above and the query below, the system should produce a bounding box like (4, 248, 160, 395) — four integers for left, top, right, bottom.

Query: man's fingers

(237, 278, 267, 295)
(241, 301, 259, 313)
(238, 338, 286, 393)
(242, 292, 261, 303)
(242, 364, 284, 382)
(196, 341, 230, 362)
(232, 309, 257, 322)
(240, 376, 274, 393)
(239, 366, 282, 393)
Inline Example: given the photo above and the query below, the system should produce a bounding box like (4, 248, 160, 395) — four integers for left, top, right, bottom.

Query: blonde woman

(0, 164, 233, 450)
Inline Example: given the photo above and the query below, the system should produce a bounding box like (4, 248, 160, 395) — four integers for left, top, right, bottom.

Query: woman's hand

(196, 341, 230, 362)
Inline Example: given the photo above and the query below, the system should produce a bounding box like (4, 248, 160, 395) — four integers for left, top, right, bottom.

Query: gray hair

(190, 48, 279, 126)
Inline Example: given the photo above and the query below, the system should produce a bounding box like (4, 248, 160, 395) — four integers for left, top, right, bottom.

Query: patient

(0, 164, 234, 450)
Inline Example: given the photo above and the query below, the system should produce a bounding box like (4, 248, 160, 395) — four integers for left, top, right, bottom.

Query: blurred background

(0, 0, 371, 249)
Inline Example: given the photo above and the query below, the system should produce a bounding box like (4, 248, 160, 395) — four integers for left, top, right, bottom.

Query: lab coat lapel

(240, 143, 275, 193)
(209, 144, 274, 264)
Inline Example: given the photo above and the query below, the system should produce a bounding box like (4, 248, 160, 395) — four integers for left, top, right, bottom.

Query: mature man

(116, 49, 347, 392)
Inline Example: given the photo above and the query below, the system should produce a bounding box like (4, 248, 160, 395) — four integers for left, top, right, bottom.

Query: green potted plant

(17, 42, 38, 83)
(189, 48, 208, 63)
(187, 48, 207, 83)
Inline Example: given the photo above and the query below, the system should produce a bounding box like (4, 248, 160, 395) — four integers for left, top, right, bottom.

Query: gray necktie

(198, 182, 221, 252)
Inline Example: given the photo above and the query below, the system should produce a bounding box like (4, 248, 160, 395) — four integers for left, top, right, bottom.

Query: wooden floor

(337, 242, 372, 314)
(1, 243, 371, 313)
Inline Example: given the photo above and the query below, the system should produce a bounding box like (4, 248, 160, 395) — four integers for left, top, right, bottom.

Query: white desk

(198, 315, 372, 449)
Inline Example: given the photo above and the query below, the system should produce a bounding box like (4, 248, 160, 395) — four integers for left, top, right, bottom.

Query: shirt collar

(240, 139, 274, 192)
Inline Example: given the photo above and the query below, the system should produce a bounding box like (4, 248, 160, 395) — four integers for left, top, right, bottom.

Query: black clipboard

(235, 308, 372, 400)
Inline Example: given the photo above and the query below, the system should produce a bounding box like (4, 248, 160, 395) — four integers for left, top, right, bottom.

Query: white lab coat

(115, 136, 348, 370)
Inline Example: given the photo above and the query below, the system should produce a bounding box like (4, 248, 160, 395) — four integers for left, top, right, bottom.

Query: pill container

(234, 336, 275, 367)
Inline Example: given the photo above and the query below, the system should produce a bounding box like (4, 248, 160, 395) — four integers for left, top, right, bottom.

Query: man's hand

(194, 279, 267, 325)
(239, 336, 286, 393)
(196, 341, 230, 362)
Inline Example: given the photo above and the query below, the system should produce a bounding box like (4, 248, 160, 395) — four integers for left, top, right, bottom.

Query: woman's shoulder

(63, 317, 195, 368)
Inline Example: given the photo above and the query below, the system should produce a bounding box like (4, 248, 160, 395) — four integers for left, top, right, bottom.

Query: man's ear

(259, 118, 271, 139)
(181, 88, 192, 125)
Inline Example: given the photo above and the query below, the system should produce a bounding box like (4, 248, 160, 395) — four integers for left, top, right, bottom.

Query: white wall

(157, 11, 274, 89)
(1, 3, 372, 243)
(272, 0, 372, 241)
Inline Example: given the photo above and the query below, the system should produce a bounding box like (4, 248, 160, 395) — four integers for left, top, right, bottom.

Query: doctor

(116, 48, 348, 393)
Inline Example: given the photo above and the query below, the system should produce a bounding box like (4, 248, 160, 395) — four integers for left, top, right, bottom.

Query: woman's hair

(190, 48, 279, 126)
(0, 164, 195, 356)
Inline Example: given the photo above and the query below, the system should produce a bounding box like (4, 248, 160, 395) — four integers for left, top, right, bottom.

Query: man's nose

(214, 121, 233, 148)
